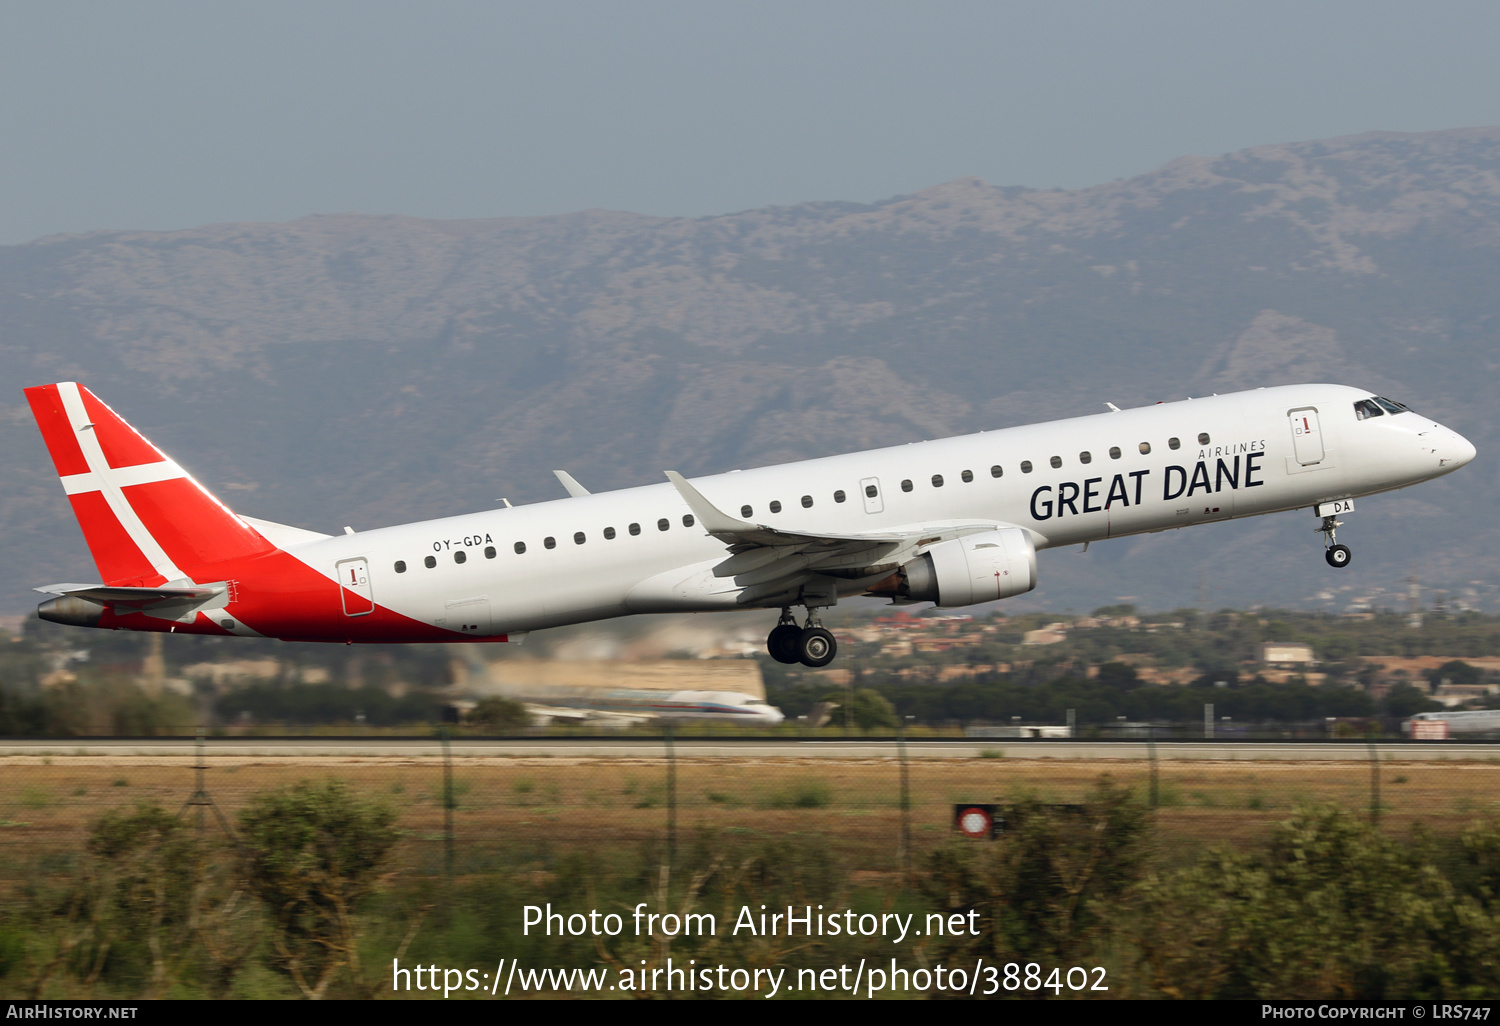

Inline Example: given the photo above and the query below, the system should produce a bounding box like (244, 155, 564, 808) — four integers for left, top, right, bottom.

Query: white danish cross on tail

(24, 381, 1476, 668)
(54, 381, 192, 585)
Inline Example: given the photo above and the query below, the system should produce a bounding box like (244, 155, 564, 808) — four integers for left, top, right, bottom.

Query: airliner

(26, 382, 1475, 667)
(520, 690, 784, 727)
(1404, 709, 1500, 737)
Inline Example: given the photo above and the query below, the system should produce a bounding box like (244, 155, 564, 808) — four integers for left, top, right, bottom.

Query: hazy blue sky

(3, 1, 1499, 244)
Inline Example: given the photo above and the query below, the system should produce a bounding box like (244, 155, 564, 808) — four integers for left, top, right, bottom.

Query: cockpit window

(1374, 396, 1409, 415)
(1354, 399, 1384, 420)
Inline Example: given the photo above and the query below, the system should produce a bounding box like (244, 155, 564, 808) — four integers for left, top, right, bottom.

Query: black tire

(1325, 544, 1352, 568)
(797, 627, 837, 667)
(767, 624, 803, 664)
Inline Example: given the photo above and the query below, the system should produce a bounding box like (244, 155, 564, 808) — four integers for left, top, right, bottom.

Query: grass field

(3, 754, 1498, 882)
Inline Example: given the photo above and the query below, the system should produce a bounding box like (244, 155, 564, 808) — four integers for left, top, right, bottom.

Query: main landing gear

(766, 608, 838, 667)
(1318, 514, 1352, 568)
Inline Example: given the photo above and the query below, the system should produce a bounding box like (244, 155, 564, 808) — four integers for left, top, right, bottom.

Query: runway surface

(2, 737, 1498, 761)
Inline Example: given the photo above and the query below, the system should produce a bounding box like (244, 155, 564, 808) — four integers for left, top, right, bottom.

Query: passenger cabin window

(741, 505, 753, 518)
(1109, 447, 1121, 459)
(801, 495, 813, 508)
(1198, 432, 1210, 445)
(603, 527, 616, 540)
(769, 501, 782, 513)
(424, 555, 436, 568)
(629, 523, 641, 535)
(1139, 442, 1151, 454)
(990, 465, 1002, 478)
(931, 475, 944, 488)
(1049, 456, 1062, 469)
(1354, 399, 1385, 420)
(574, 531, 586, 545)
(544, 536, 556, 549)
(1079, 451, 1092, 464)
(657, 518, 669, 531)
(865, 484, 878, 497)
(833, 490, 846, 503)
(960, 469, 973, 483)
(683, 514, 695, 527)
(1021, 461, 1033, 474)
(484, 546, 496, 558)
(1168, 437, 1181, 450)
(454, 550, 466, 564)
(394, 560, 407, 573)
(901, 479, 913, 492)
(514, 541, 526, 554)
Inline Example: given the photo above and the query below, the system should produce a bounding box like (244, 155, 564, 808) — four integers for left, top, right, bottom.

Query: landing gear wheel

(797, 627, 837, 668)
(767, 624, 803, 664)
(1325, 544, 1352, 568)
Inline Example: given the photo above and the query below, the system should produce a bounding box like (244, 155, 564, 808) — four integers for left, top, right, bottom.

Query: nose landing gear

(1317, 514, 1352, 568)
(765, 607, 839, 667)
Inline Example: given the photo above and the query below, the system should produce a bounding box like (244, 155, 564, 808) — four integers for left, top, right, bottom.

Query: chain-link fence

(4, 733, 1497, 879)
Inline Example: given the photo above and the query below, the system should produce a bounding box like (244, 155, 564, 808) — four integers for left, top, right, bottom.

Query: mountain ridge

(3, 126, 1497, 615)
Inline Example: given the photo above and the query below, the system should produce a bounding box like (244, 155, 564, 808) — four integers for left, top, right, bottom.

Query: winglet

(664, 471, 757, 537)
(553, 470, 591, 497)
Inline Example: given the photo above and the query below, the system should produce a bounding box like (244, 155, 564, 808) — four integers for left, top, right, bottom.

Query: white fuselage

(278, 384, 1476, 636)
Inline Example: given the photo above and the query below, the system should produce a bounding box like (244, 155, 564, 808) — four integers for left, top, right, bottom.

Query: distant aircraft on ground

(1404, 709, 1500, 737)
(519, 689, 784, 727)
(26, 382, 1475, 666)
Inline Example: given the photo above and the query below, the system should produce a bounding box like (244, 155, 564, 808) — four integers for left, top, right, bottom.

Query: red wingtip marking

(24, 385, 91, 477)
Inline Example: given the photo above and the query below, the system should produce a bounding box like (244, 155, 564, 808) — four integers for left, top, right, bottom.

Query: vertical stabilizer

(24, 383, 276, 584)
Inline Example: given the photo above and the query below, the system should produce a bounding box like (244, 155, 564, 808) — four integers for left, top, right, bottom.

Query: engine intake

(868, 528, 1037, 607)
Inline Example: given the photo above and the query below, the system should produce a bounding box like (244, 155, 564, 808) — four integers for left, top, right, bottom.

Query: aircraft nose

(1446, 429, 1477, 469)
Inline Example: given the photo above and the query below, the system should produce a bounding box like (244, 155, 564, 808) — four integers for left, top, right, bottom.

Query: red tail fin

(25, 383, 276, 584)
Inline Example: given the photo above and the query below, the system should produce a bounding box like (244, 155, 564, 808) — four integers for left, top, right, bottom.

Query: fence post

(665, 722, 677, 890)
(898, 721, 912, 878)
(178, 725, 239, 849)
(1148, 724, 1159, 810)
(1368, 727, 1381, 827)
(441, 725, 454, 881)
(193, 726, 207, 838)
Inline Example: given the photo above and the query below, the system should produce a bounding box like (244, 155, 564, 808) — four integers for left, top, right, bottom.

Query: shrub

(237, 780, 398, 999)
(1134, 806, 1500, 999)
(923, 777, 1150, 972)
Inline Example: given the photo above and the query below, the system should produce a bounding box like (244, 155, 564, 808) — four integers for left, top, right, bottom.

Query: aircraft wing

(664, 471, 1022, 603)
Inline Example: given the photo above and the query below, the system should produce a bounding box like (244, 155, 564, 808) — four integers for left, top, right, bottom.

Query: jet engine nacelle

(872, 528, 1038, 607)
(38, 595, 104, 628)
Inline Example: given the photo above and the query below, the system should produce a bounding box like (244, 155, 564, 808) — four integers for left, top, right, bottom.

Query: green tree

(237, 780, 398, 999)
(823, 688, 899, 730)
(1425, 660, 1482, 690)
(1134, 806, 1500, 999)
(1383, 683, 1441, 719)
(1095, 662, 1140, 689)
(465, 696, 529, 731)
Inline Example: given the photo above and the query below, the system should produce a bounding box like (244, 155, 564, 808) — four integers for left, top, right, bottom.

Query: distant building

(1260, 642, 1315, 666)
(1022, 623, 1070, 646)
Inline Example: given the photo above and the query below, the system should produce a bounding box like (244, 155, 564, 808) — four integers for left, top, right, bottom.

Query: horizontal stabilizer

(34, 582, 224, 605)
